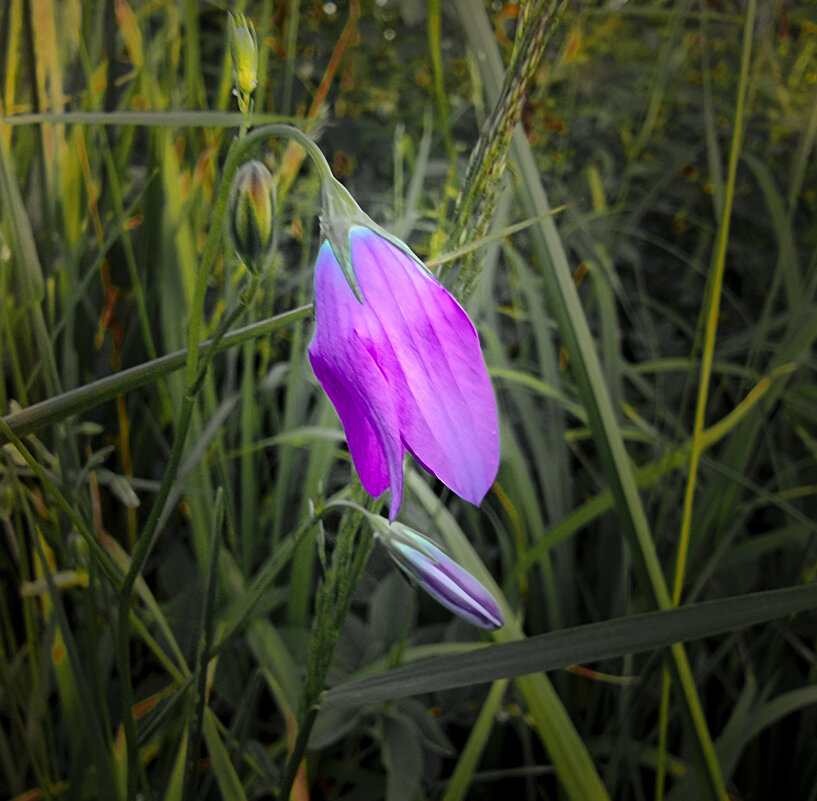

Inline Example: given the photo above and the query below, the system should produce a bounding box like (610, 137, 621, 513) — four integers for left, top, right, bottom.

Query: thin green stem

(671, 0, 756, 606)
(0, 110, 306, 128)
(0, 305, 312, 442)
(190, 275, 260, 395)
(277, 495, 374, 800)
(655, 664, 672, 799)
(117, 122, 333, 801)
(0, 418, 121, 587)
(657, 2, 756, 797)
(277, 704, 319, 801)
(427, 0, 455, 163)
(182, 489, 224, 801)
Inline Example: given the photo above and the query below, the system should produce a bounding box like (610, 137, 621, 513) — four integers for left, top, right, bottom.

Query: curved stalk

(117, 123, 334, 801)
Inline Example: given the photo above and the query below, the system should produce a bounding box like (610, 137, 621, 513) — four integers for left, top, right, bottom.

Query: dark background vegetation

(1, 1, 816, 799)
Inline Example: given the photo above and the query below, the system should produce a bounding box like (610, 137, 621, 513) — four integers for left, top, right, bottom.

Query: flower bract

(308, 225, 499, 519)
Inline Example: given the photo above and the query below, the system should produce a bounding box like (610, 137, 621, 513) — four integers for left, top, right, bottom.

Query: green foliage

(1, 1, 816, 800)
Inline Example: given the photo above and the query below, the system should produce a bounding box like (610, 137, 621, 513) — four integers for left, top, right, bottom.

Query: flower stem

(189, 274, 260, 396)
(181, 488, 224, 801)
(117, 122, 330, 801)
(277, 492, 375, 800)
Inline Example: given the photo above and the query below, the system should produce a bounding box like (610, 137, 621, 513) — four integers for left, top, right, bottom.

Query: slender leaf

(324, 583, 817, 709)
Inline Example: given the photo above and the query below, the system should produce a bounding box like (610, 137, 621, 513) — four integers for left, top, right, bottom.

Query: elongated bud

(228, 13, 258, 98)
(228, 160, 276, 274)
(374, 521, 503, 630)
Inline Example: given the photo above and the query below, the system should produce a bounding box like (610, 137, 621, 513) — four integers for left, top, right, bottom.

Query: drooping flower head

(308, 175, 499, 520)
(372, 519, 504, 630)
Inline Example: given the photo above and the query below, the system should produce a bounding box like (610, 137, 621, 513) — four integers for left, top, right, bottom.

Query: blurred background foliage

(1, 1, 817, 800)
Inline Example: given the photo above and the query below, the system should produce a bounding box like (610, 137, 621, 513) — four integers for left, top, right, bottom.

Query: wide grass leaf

(324, 583, 817, 708)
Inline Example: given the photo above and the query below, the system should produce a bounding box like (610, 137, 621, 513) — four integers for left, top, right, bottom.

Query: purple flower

(308, 225, 499, 520)
(377, 522, 504, 630)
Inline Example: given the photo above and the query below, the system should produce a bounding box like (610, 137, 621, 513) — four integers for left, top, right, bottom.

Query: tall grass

(1, 2, 816, 800)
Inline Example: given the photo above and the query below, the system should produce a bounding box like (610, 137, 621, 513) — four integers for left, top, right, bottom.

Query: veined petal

(308, 241, 405, 518)
(348, 227, 499, 507)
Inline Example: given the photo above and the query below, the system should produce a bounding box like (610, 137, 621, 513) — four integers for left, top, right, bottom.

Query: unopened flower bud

(228, 160, 276, 274)
(375, 521, 504, 630)
(228, 13, 258, 98)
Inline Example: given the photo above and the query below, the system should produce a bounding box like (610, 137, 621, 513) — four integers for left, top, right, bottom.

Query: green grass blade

(0, 306, 311, 441)
(182, 489, 224, 801)
(1, 109, 304, 127)
(455, 4, 735, 797)
(668, 684, 817, 801)
(31, 535, 123, 799)
(323, 582, 817, 708)
(0, 135, 43, 305)
(201, 707, 249, 801)
(441, 679, 509, 801)
(407, 473, 610, 801)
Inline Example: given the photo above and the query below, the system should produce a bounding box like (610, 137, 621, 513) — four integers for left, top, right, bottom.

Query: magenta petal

(308, 226, 499, 519)
(308, 241, 405, 518)
(348, 228, 499, 506)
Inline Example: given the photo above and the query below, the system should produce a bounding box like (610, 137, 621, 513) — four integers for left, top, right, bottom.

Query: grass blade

(323, 582, 817, 709)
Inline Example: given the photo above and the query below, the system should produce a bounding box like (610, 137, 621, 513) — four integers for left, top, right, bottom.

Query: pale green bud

(228, 160, 276, 274)
(228, 13, 258, 97)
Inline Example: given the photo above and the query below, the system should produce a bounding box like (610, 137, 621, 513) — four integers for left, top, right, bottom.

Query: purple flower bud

(308, 221, 499, 519)
(228, 160, 276, 274)
(377, 523, 503, 630)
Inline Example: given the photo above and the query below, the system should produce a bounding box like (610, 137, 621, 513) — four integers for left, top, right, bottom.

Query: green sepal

(319, 175, 434, 303)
